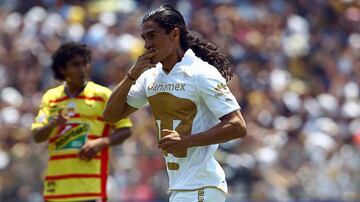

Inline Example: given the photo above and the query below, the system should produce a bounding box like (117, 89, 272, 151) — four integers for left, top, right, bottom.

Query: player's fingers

(79, 150, 93, 161)
(161, 129, 175, 136)
(138, 48, 153, 58)
(137, 59, 156, 67)
(79, 145, 90, 156)
(86, 150, 97, 161)
(158, 135, 174, 144)
(83, 153, 92, 161)
(58, 109, 66, 119)
(139, 49, 157, 60)
(143, 50, 157, 60)
(78, 150, 86, 159)
(162, 129, 174, 133)
(158, 141, 173, 150)
(166, 145, 176, 153)
(49, 116, 58, 124)
(79, 153, 86, 160)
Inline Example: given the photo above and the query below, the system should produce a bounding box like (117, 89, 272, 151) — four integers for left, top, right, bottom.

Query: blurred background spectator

(0, 0, 359, 201)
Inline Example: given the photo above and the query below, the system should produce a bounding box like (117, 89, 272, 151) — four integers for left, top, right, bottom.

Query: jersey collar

(160, 49, 195, 75)
(63, 81, 90, 98)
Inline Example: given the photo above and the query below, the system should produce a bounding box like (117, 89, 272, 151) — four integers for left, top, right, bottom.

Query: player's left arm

(159, 110, 246, 153)
(107, 127, 133, 145)
(159, 66, 246, 153)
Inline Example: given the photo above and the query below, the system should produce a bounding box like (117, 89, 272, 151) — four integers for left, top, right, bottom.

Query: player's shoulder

(42, 84, 65, 101)
(183, 49, 218, 74)
(86, 81, 112, 97)
(177, 49, 214, 78)
(192, 57, 223, 81)
(87, 81, 111, 93)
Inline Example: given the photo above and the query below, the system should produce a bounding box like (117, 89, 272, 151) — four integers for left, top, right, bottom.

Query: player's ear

(172, 27, 180, 43)
(59, 65, 67, 79)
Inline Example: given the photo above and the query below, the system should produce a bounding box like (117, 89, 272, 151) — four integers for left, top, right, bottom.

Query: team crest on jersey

(214, 83, 230, 98)
(62, 102, 76, 118)
(49, 102, 77, 119)
(52, 122, 89, 150)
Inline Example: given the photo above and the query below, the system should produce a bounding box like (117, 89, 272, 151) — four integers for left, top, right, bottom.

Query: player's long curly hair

(143, 4, 233, 81)
(51, 42, 91, 80)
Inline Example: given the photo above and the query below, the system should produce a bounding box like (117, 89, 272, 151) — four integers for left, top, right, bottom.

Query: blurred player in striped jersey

(32, 42, 132, 202)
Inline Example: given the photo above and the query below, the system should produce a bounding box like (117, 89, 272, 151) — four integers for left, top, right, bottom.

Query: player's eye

(148, 33, 156, 39)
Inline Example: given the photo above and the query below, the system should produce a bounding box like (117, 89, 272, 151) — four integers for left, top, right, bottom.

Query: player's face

(62, 55, 90, 87)
(141, 20, 176, 64)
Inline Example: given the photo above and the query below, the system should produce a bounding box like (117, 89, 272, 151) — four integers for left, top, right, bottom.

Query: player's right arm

(32, 92, 67, 143)
(103, 49, 157, 123)
(102, 77, 137, 123)
(32, 110, 67, 143)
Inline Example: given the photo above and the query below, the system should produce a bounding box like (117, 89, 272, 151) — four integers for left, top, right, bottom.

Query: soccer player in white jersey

(104, 4, 247, 202)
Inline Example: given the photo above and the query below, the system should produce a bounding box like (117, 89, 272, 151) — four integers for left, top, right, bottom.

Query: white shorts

(169, 187, 227, 202)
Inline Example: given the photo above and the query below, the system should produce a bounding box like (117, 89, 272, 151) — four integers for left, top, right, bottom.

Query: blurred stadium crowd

(0, 0, 359, 201)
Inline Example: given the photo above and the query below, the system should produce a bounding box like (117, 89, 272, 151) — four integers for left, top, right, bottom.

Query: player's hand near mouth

(128, 48, 157, 81)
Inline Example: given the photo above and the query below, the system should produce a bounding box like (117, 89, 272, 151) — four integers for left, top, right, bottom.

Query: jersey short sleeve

(113, 117, 132, 128)
(196, 67, 240, 119)
(31, 92, 51, 130)
(126, 72, 148, 108)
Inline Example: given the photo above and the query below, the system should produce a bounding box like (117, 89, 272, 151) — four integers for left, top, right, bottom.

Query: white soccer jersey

(127, 49, 240, 194)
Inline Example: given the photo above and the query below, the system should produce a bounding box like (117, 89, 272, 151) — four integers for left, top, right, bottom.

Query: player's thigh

(169, 188, 227, 202)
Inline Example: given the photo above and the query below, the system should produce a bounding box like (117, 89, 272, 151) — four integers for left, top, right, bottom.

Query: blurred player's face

(62, 55, 90, 87)
(141, 20, 177, 64)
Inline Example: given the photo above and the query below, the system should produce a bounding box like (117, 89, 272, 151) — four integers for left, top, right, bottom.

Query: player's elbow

(33, 135, 43, 143)
(123, 128, 132, 139)
(103, 109, 119, 123)
(232, 119, 247, 139)
(32, 130, 47, 143)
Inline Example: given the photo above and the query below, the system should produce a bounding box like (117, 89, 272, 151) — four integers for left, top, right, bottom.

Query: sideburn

(176, 47, 181, 62)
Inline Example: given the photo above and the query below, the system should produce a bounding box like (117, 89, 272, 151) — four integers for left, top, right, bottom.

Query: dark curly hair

(143, 4, 233, 81)
(51, 42, 91, 80)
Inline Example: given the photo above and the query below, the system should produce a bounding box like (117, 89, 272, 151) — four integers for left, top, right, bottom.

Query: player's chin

(153, 56, 165, 65)
(151, 56, 159, 64)
(77, 77, 88, 85)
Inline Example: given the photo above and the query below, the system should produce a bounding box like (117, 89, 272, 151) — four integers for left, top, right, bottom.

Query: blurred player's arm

(32, 125, 55, 143)
(32, 110, 66, 143)
(79, 126, 132, 161)
(107, 127, 132, 145)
